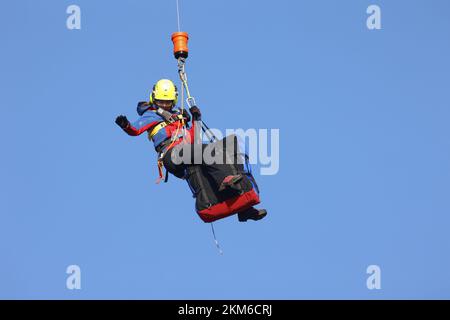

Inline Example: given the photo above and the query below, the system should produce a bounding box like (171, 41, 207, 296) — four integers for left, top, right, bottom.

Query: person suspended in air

(115, 79, 266, 223)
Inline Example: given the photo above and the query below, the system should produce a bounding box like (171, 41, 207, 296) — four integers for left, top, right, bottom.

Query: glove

(115, 115, 130, 129)
(189, 106, 201, 121)
(182, 109, 191, 123)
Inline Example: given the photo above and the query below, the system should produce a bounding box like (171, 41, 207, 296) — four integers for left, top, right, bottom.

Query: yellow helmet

(149, 79, 178, 105)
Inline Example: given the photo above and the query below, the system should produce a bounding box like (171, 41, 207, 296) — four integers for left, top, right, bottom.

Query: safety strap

(153, 113, 186, 184)
(149, 113, 185, 140)
(154, 135, 183, 184)
(156, 157, 165, 184)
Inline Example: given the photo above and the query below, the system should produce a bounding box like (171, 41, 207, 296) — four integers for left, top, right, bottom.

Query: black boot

(238, 207, 267, 222)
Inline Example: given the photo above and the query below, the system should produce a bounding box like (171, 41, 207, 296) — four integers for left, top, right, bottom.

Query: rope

(179, 61, 192, 99)
(201, 121, 218, 142)
(176, 0, 181, 32)
(211, 223, 223, 255)
(170, 10, 223, 254)
(180, 76, 187, 137)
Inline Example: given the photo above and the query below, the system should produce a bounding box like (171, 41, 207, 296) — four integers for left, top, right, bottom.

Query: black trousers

(162, 142, 238, 188)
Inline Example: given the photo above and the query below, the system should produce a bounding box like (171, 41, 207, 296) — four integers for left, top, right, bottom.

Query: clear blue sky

(1, 0, 450, 299)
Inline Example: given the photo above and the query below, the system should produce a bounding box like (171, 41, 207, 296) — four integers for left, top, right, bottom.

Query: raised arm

(115, 113, 161, 136)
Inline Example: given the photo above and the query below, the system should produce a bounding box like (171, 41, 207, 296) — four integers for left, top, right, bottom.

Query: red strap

(156, 159, 164, 184)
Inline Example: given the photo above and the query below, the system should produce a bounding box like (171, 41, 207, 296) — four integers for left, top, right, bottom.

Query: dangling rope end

(211, 223, 224, 255)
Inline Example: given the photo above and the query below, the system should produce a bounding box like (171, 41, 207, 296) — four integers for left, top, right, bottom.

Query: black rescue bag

(185, 135, 260, 223)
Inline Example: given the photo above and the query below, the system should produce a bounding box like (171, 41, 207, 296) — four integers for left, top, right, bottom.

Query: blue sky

(1, 0, 450, 299)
